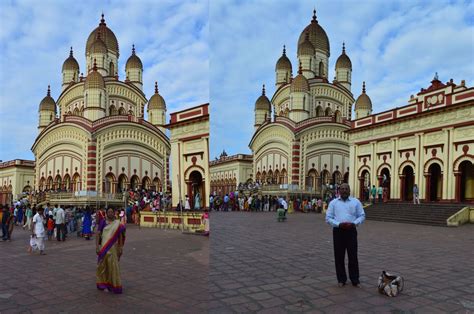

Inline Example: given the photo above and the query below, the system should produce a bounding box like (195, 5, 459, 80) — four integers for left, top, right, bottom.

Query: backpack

(378, 271, 404, 297)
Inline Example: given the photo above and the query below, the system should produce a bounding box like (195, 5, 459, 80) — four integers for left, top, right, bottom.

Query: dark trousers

(56, 223, 65, 241)
(333, 227, 359, 284)
(2, 223, 9, 239)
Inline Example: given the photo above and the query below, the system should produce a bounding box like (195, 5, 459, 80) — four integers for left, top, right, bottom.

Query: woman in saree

(82, 207, 93, 240)
(96, 208, 126, 294)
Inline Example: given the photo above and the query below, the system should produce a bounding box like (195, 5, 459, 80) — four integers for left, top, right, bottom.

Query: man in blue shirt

(326, 183, 365, 287)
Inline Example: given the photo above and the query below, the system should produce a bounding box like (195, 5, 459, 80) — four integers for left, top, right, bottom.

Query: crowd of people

(209, 192, 327, 213)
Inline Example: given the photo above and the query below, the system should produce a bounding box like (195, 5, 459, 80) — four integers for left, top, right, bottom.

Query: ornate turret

(147, 82, 167, 134)
(125, 45, 143, 90)
(38, 85, 56, 132)
(62, 47, 80, 91)
(298, 33, 315, 79)
(355, 82, 373, 119)
(83, 60, 106, 121)
(254, 84, 271, 130)
(289, 64, 310, 122)
(335, 42, 352, 91)
(86, 14, 118, 77)
(298, 9, 329, 78)
(275, 45, 292, 87)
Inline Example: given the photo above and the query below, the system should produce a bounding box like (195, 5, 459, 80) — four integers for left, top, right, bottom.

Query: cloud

(0, 0, 209, 161)
(209, 0, 474, 159)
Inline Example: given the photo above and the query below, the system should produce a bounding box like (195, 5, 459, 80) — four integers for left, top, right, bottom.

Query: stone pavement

(0, 225, 209, 313)
(1, 213, 473, 313)
(209, 212, 474, 313)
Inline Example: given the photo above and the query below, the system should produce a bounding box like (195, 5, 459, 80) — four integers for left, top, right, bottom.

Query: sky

(210, 0, 474, 158)
(1, 0, 473, 162)
(0, 0, 209, 161)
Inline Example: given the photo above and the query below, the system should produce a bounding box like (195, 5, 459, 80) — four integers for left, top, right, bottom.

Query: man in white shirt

(54, 204, 66, 241)
(31, 207, 46, 255)
(326, 183, 365, 288)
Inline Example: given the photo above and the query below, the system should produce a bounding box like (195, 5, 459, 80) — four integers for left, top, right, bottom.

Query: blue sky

(0, 0, 473, 162)
(210, 0, 474, 158)
(0, 0, 209, 161)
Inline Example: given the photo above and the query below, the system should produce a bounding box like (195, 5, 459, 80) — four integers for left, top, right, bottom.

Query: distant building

(210, 152, 253, 196)
(0, 159, 35, 204)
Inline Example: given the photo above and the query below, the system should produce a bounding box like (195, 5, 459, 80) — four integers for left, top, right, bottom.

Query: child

(47, 215, 54, 241)
(28, 234, 37, 253)
(201, 210, 209, 236)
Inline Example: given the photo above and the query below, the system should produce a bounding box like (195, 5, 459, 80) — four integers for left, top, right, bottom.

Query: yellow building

(349, 76, 474, 203)
(250, 10, 353, 194)
(0, 160, 35, 204)
(210, 152, 253, 196)
(167, 104, 210, 208)
(31, 15, 170, 204)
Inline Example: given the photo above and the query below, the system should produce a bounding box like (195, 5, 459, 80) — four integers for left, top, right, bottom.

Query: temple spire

(262, 84, 266, 96)
(132, 44, 136, 55)
(69, 46, 73, 57)
(362, 81, 366, 93)
(154, 81, 159, 94)
(47, 85, 51, 97)
(342, 42, 346, 54)
(283, 45, 286, 56)
(312, 8, 317, 22)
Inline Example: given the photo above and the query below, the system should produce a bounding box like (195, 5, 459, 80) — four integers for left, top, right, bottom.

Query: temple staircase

(364, 202, 467, 227)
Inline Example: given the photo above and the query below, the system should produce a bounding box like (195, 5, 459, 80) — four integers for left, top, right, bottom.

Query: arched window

(109, 62, 114, 76)
(325, 107, 332, 116)
(319, 61, 324, 77)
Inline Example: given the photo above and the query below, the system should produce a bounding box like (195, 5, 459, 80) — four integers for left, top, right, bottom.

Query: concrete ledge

(447, 207, 472, 227)
(140, 211, 205, 233)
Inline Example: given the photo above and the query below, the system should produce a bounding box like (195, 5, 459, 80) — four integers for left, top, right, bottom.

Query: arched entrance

(427, 163, 442, 201)
(459, 160, 474, 202)
(142, 176, 151, 190)
(358, 169, 370, 201)
(63, 174, 71, 191)
(401, 166, 414, 201)
(153, 177, 161, 192)
(117, 174, 128, 192)
(380, 168, 391, 200)
(188, 170, 204, 209)
(72, 173, 81, 191)
(130, 175, 140, 191)
(306, 169, 318, 191)
(104, 173, 116, 194)
(343, 172, 349, 184)
(332, 171, 342, 185)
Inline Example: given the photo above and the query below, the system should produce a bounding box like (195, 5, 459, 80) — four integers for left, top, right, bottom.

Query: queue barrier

(140, 211, 205, 233)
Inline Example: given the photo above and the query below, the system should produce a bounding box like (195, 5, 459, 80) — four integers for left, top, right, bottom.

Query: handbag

(378, 271, 404, 297)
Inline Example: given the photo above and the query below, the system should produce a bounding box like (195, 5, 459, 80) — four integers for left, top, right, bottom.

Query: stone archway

(104, 173, 116, 194)
(117, 174, 128, 192)
(401, 166, 414, 201)
(427, 163, 442, 201)
(188, 170, 204, 210)
(130, 175, 140, 191)
(359, 169, 370, 201)
(380, 168, 391, 200)
(459, 160, 474, 202)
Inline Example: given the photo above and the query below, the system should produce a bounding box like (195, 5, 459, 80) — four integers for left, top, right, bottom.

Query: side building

(210, 151, 253, 196)
(349, 76, 474, 203)
(0, 160, 35, 204)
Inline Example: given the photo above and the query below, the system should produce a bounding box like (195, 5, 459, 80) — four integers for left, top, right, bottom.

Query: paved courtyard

(0, 225, 209, 313)
(209, 212, 474, 313)
(1, 212, 473, 313)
